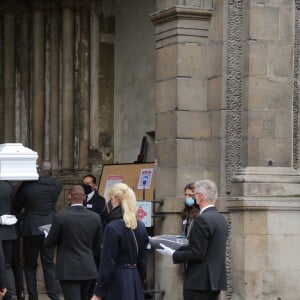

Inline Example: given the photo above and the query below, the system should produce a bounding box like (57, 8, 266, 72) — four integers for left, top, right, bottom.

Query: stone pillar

(150, 6, 212, 300)
(32, 8, 45, 158)
(61, 8, 74, 171)
(226, 0, 300, 298)
(77, 7, 90, 171)
(3, 13, 15, 142)
(49, 8, 60, 170)
(90, 5, 100, 150)
(16, 12, 30, 146)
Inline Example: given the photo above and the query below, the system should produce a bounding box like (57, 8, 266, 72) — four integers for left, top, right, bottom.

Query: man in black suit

(82, 175, 108, 298)
(157, 180, 228, 300)
(44, 185, 102, 300)
(13, 161, 61, 300)
(82, 175, 108, 225)
(0, 180, 18, 300)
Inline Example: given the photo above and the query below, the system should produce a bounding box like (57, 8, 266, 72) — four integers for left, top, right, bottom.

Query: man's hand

(156, 243, 175, 256)
(0, 287, 7, 297)
(0, 215, 17, 226)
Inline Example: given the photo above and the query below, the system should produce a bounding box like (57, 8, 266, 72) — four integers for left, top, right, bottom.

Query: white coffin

(0, 143, 39, 180)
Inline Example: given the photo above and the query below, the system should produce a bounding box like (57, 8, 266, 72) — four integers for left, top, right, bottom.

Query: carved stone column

(226, 0, 300, 298)
(150, 6, 212, 300)
(90, 5, 100, 150)
(3, 13, 15, 142)
(61, 8, 75, 171)
(32, 8, 45, 158)
(49, 7, 60, 170)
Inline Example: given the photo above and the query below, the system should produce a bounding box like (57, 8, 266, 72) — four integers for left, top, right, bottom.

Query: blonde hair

(107, 183, 137, 229)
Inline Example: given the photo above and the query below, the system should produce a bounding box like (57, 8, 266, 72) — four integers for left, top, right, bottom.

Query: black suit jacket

(84, 191, 108, 226)
(0, 241, 6, 289)
(173, 206, 228, 291)
(0, 181, 17, 241)
(44, 205, 102, 280)
(13, 176, 62, 236)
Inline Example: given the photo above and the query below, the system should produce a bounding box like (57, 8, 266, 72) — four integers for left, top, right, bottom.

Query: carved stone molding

(293, 3, 300, 169)
(150, 5, 212, 25)
(225, 0, 244, 194)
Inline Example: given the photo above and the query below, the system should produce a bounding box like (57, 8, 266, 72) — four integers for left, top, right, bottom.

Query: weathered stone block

(267, 43, 293, 78)
(279, 6, 295, 43)
(156, 78, 177, 113)
(156, 44, 177, 80)
(207, 77, 223, 110)
(156, 139, 177, 167)
(177, 111, 209, 138)
(250, 6, 279, 41)
(177, 78, 207, 111)
(248, 41, 267, 76)
(176, 138, 195, 167)
(178, 43, 207, 79)
(156, 112, 177, 140)
(207, 42, 222, 78)
(248, 77, 292, 110)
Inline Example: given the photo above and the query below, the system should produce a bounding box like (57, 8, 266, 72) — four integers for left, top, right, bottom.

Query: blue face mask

(185, 197, 194, 207)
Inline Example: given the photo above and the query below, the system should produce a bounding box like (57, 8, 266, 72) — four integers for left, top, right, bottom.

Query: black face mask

(82, 183, 93, 195)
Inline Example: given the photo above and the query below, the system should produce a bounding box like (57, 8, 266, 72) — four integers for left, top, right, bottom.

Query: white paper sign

(137, 168, 153, 189)
(104, 175, 123, 201)
(137, 201, 152, 227)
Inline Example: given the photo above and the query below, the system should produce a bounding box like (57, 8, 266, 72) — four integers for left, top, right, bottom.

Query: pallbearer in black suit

(157, 180, 228, 300)
(13, 161, 61, 300)
(0, 180, 18, 300)
(44, 185, 102, 300)
(0, 241, 8, 298)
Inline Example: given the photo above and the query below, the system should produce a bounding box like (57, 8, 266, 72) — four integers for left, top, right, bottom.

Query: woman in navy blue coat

(91, 183, 148, 300)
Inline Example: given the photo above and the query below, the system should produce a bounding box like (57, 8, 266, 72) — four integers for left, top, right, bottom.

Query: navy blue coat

(94, 206, 148, 300)
(173, 206, 228, 292)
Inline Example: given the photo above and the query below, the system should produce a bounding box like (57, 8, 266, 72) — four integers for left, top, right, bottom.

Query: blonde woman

(91, 183, 148, 300)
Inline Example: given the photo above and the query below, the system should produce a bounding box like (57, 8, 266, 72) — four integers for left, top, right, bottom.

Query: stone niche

(0, 143, 38, 180)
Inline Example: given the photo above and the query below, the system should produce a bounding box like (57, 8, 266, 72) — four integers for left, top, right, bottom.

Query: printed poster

(104, 175, 123, 201)
(137, 168, 153, 190)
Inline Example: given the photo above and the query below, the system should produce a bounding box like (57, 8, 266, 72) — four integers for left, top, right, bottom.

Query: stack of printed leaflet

(149, 235, 188, 250)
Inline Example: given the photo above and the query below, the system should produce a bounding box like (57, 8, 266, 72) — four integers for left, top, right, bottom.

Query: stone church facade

(1, 0, 300, 299)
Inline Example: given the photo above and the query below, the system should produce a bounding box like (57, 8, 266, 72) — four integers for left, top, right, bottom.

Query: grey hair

(194, 180, 218, 204)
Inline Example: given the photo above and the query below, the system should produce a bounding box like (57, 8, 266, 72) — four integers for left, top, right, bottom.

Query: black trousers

(11, 238, 24, 297)
(2, 240, 16, 300)
(60, 280, 90, 300)
(183, 290, 220, 300)
(23, 235, 59, 300)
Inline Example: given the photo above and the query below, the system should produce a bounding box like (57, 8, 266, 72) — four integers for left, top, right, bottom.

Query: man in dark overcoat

(13, 161, 61, 300)
(44, 185, 102, 300)
(157, 180, 228, 300)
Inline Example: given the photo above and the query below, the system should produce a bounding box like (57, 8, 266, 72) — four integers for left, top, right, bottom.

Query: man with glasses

(157, 180, 228, 300)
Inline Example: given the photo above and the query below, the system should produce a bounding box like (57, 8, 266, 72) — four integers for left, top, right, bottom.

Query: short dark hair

(184, 182, 195, 192)
(82, 174, 96, 184)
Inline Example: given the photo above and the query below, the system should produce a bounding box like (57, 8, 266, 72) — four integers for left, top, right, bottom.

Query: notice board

(98, 162, 155, 202)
